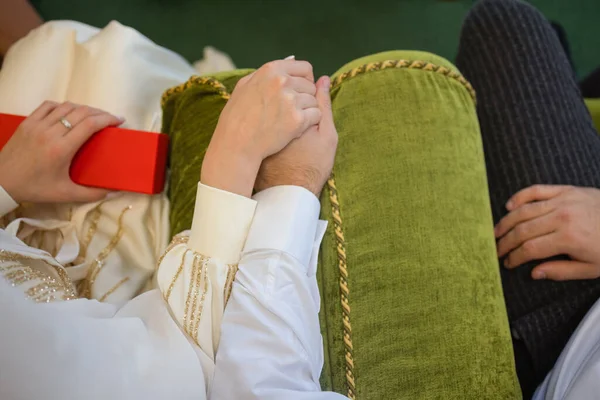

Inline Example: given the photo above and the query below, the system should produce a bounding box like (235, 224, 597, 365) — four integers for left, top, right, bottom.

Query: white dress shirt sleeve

(0, 181, 343, 400)
(0, 185, 18, 217)
(211, 185, 348, 400)
(0, 182, 257, 400)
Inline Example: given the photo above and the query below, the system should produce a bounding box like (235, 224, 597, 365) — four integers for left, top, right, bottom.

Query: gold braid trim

(157, 236, 212, 346)
(76, 202, 104, 264)
(326, 59, 475, 399)
(98, 277, 130, 302)
(190, 257, 209, 345)
(157, 234, 190, 270)
(223, 263, 239, 307)
(161, 76, 231, 108)
(326, 175, 355, 400)
(331, 59, 476, 103)
(79, 206, 132, 299)
(164, 249, 189, 303)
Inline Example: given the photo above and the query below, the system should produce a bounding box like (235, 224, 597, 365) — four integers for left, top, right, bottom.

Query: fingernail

(284, 55, 295, 60)
(117, 115, 126, 122)
(506, 200, 513, 210)
(532, 270, 546, 280)
(321, 76, 331, 89)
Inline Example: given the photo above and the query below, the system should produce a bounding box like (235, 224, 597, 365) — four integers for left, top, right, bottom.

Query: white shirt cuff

(244, 185, 321, 269)
(0, 186, 18, 217)
(188, 183, 257, 264)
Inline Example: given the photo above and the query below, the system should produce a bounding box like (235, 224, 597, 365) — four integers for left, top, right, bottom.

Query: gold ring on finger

(60, 117, 73, 130)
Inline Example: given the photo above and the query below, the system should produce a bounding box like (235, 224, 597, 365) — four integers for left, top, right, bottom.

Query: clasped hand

(201, 58, 338, 198)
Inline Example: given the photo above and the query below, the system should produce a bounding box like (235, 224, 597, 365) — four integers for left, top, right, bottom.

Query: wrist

(255, 166, 324, 197)
(201, 144, 261, 198)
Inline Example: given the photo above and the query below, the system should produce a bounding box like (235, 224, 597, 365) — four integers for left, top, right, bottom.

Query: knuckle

(262, 61, 278, 74)
(78, 105, 92, 116)
(530, 184, 543, 195)
(56, 101, 73, 114)
(283, 90, 295, 104)
(521, 240, 537, 256)
(301, 60, 314, 73)
(533, 200, 548, 214)
(515, 224, 528, 240)
(521, 204, 536, 219)
(274, 74, 288, 89)
(290, 110, 304, 128)
(557, 207, 572, 223)
(42, 100, 57, 108)
(80, 116, 99, 131)
(312, 108, 323, 122)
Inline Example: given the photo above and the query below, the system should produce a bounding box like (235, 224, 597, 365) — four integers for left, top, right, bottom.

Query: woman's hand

(495, 184, 600, 281)
(0, 101, 124, 204)
(255, 76, 338, 197)
(201, 59, 320, 198)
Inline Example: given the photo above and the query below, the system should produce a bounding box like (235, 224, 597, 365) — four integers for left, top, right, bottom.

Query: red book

(0, 113, 169, 195)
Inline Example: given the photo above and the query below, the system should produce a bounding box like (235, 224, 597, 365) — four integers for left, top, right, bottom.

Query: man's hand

(201, 59, 321, 198)
(0, 101, 123, 204)
(495, 184, 600, 281)
(255, 76, 338, 197)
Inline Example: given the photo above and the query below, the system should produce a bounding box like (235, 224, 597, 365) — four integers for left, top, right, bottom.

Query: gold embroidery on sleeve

(1, 262, 75, 302)
(158, 236, 211, 346)
(98, 277, 130, 302)
(79, 206, 132, 299)
(164, 249, 189, 302)
(0, 250, 76, 299)
(77, 203, 103, 262)
(181, 253, 210, 346)
(182, 253, 201, 334)
(157, 234, 189, 269)
(190, 258, 208, 345)
(26, 280, 69, 303)
(186, 254, 204, 336)
(223, 264, 238, 307)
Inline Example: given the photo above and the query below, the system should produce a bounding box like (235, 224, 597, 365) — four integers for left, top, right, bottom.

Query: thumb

(70, 183, 111, 203)
(316, 76, 334, 129)
(532, 260, 600, 281)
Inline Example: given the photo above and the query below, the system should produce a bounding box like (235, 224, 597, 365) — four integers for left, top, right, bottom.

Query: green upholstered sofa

(161, 50, 600, 399)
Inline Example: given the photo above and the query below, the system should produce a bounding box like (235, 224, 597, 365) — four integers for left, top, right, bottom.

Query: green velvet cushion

(162, 69, 254, 236)
(161, 51, 520, 399)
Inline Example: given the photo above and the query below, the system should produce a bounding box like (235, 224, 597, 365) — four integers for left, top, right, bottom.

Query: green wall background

(31, 0, 599, 78)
